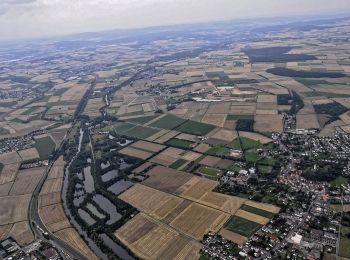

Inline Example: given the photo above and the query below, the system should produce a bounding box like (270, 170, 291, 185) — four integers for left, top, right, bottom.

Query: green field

(113, 122, 136, 133)
(331, 176, 349, 187)
(123, 125, 159, 139)
(303, 91, 350, 98)
(258, 165, 273, 174)
(206, 145, 231, 157)
(169, 159, 188, 169)
(150, 114, 187, 130)
(125, 115, 160, 125)
(175, 120, 215, 136)
(227, 114, 254, 120)
(240, 137, 261, 150)
(245, 150, 262, 163)
(200, 166, 221, 177)
(340, 225, 350, 258)
(0, 127, 10, 135)
(228, 137, 261, 151)
(224, 216, 262, 237)
(240, 204, 275, 219)
(228, 138, 242, 150)
(295, 79, 330, 86)
(166, 138, 194, 149)
(35, 136, 56, 160)
(53, 88, 69, 96)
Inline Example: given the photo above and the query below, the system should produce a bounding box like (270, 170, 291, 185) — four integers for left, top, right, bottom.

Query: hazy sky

(0, 0, 349, 41)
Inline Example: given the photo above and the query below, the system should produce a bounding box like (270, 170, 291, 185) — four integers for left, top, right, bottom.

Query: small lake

(107, 180, 134, 195)
(86, 203, 105, 219)
(93, 194, 122, 225)
(78, 209, 96, 226)
(102, 169, 120, 182)
(83, 166, 95, 193)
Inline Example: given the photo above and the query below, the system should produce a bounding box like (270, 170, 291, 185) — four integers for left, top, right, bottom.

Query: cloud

(0, 0, 349, 41)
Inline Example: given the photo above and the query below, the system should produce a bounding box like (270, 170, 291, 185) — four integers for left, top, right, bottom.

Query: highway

(28, 152, 88, 260)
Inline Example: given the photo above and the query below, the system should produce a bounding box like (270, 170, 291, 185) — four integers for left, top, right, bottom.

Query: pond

(102, 169, 120, 182)
(83, 166, 95, 193)
(78, 209, 96, 226)
(107, 180, 134, 195)
(86, 203, 105, 219)
(93, 194, 122, 225)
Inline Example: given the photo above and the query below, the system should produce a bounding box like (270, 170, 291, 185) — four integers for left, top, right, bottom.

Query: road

(28, 152, 87, 259)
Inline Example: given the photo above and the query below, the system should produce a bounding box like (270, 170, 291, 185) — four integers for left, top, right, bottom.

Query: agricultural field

(170, 203, 230, 240)
(55, 228, 99, 260)
(9, 167, 45, 195)
(176, 120, 216, 136)
(143, 166, 193, 194)
(118, 146, 154, 160)
(34, 135, 56, 159)
(115, 213, 201, 260)
(0, 194, 31, 225)
(18, 147, 40, 161)
(224, 216, 263, 237)
(149, 114, 187, 130)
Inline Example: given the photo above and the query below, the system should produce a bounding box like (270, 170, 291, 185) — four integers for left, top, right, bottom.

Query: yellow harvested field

(119, 184, 174, 215)
(48, 219, 71, 233)
(0, 182, 13, 196)
(201, 113, 227, 127)
(40, 178, 63, 195)
(18, 148, 40, 161)
(154, 130, 180, 143)
(145, 129, 170, 141)
(48, 166, 64, 179)
(152, 197, 184, 220)
(115, 213, 200, 260)
(130, 140, 165, 153)
(343, 204, 350, 212)
(194, 143, 210, 153)
(210, 129, 237, 142)
(0, 151, 22, 165)
(296, 114, 320, 129)
(10, 167, 45, 195)
(182, 151, 202, 161)
(0, 194, 31, 224)
(180, 177, 217, 200)
(40, 192, 61, 207)
(118, 146, 153, 160)
(7, 221, 33, 246)
(219, 229, 247, 246)
(230, 105, 256, 115)
(235, 209, 270, 225)
(254, 114, 283, 133)
(244, 200, 280, 214)
(199, 155, 221, 167)
(0, 224, 12, 240)
(40, 204, 67, 225)
(238, 131, 273, 144)
(200, 192, 246, 214)
(132, 162, 154, 174)
(170, 203, 230, 240)
(0, 163, 19, 185)
(132, 225, 177, 259)
(257, 95, 277, 103)
(143, 166, 193, 195)
(149, 153, 178, 166)
(55, 228, 98, 260)
(207, 102, 231, 114)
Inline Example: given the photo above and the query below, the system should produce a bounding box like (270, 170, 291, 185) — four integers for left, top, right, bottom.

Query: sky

(0, 0, 349, 41)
